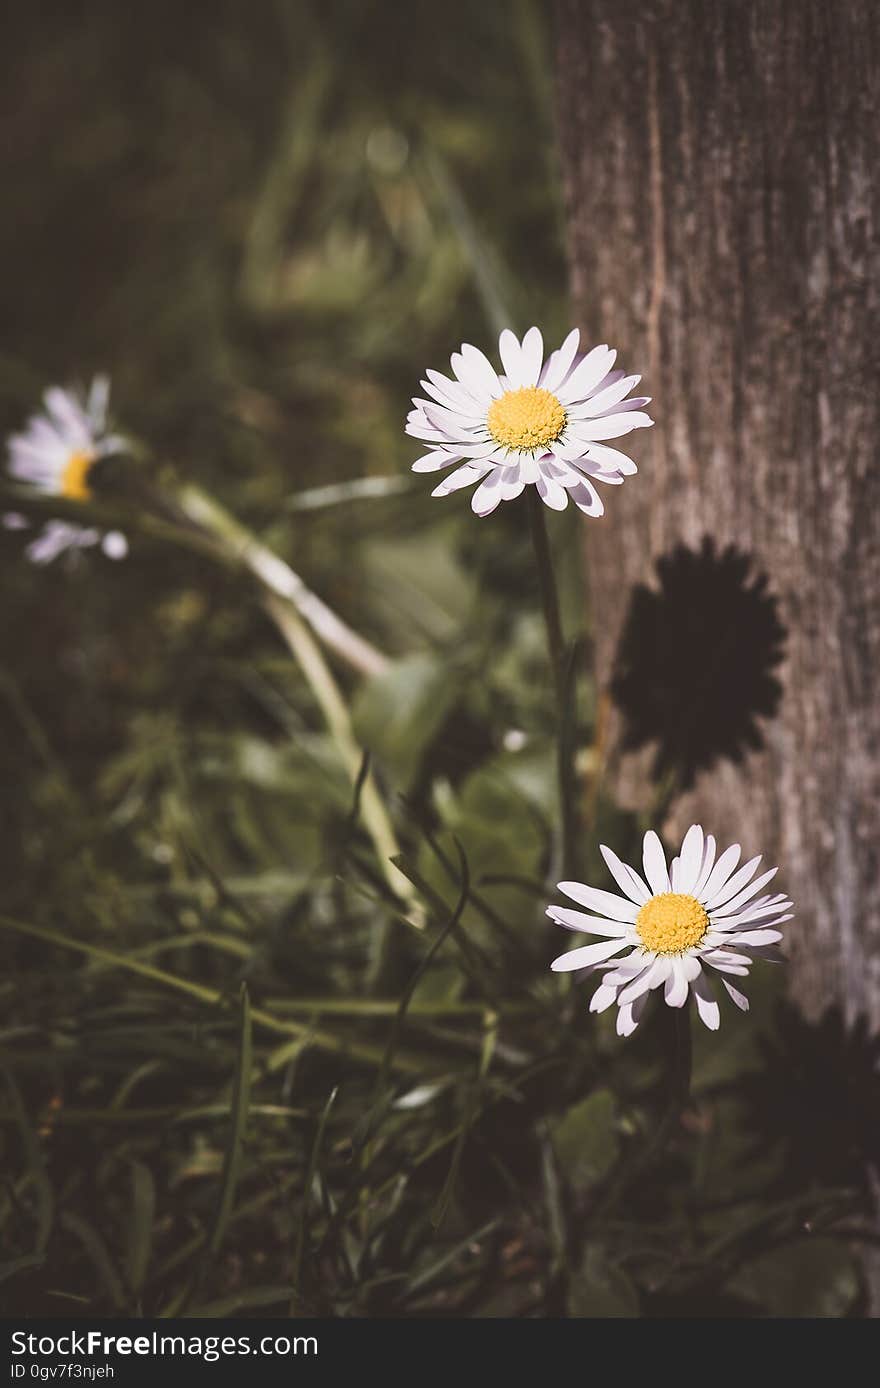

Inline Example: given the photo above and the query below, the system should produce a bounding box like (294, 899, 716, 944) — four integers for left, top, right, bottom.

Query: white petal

(691, 972, 720, 1030)
(618, 955, 671, 1005)
(705, 854, 762, 909)
(616, 1003, 637, 1037)
(602, 952, 651, 986)
(545, 906, 629, 937)
(497, 329, 523, 385)
(693, 835, 717, 895)
(518, 326, 544, 386)
(420, 377, 468, 411)
(590, 982, 619, 1013)
(663, 959, 690, 1008)
(701, 948, 752, 977)
(582, 443, 638, 475)
(431, 462, 493, 496)
(710, 867, 779, 917)
(557, 346, 616, 404)
(713, 902, 792, 930)
(456, 344, 502, 400)
(26, 521, 99, 564)
(727, 928, 783, 946)
(568, 479, 604, 517)
(568, 374, 641, 417)
(550, 937, 630, 972)
(699, 844, 742, 903)
(616, 994, 649, 1037)
(557, 881, 639, 922)
(569, 411, 654, 442)
(677, 824, 705, 895)
(425, 368, 481, 411)
(722, 979, 750, 1012)
(541, 329, 580, 392)
(412, 450, 460, 473)
(471, 470, 506, 516)
(422, 402, 486, 434)
(87, 375, 110, 429)
(536, 476, 568, 511)
(584, 466, 625, 485)
(500, 465, 525, 500)
(642, 830, 670, 895)
(405, 420, 452, 444)
(549, 434, 593, 461)
(420, 432, 495, 459)
(599, 845, 651, 905)
(44, 387, 92, 448)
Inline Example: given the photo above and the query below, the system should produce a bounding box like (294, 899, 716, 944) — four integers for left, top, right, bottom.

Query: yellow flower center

(636, 893, 709, 955)
(60, 450, 94, 501)
(486, 386, 566, 453)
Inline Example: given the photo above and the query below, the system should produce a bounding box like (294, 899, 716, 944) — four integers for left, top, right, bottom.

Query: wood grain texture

(556, 0, 880, 1024)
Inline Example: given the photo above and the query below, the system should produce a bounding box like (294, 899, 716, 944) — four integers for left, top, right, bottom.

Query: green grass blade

(205, 982, 252, 1261)
(126, 1160, 156, 1298)
(0, 914, 426, 1074)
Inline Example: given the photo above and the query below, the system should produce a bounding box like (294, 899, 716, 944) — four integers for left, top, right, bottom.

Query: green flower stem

(175, 483, 388, 679)
(670, 1004, 693, 1113)
(263, 592, 420, 921)
(528, 490, 578, 878)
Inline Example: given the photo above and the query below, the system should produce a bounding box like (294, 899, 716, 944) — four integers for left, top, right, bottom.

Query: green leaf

(361, 531, 476, 645)
(205, 983, 252, 1259)
(551, 1088, 619, 1189)
(2, 1072, 54, 1256)
(728, 1237, 860, 1318)
(353, 652, 463, 789)
(182, 1285, 300, 1318)
(60, 1213, 126, 1310)
(568, 1246, 639, 1318)
(126, 1161, 156, 1297)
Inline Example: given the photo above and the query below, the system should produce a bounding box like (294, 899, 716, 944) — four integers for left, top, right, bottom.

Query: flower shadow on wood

(611, 538, 786, 790)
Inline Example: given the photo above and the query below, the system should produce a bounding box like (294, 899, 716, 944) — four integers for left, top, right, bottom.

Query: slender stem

(175, 483, 388, 679)
(263, 594, 422, 930)
(527, 490, 565, 689)
(600, 1004, 692, 1218)
(527, 491, 578, 877)
(670, 1005, 693, 1114)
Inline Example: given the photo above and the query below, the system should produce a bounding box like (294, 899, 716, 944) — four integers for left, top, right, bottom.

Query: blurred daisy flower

(5, 376, 127, 563)
(407, 327, 653, 517)
(548, 825, 792, 1035)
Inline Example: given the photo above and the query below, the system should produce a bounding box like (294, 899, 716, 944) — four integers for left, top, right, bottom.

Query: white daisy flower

(548, 825, 792, 1035)
(6, 376, 127, 563)
(407, 326, 653, 517)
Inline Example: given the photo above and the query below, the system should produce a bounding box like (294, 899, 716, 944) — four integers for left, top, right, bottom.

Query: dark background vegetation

(0, 1, 874, 1318)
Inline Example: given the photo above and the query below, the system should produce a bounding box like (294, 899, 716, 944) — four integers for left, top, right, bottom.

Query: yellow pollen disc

(636, 893, 709, 955)
(486, 386, 566, 453)
(60, 450, 94, 501)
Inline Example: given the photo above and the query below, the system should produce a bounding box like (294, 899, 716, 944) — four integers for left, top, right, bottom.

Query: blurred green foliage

(0, 0, 873, 1319)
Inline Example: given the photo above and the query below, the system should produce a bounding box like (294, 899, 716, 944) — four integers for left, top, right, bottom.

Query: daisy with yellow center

(548, 825, 793, 1035)
(6, 376, 128, 564)
(406, 326, 653, 517)
(486, 386, 567, 453)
